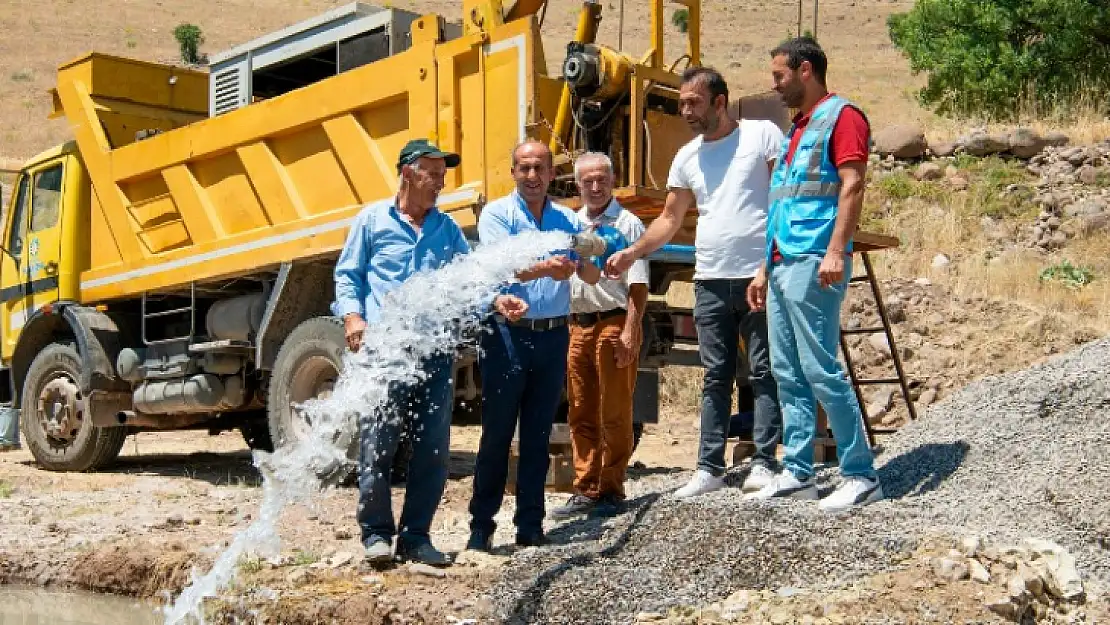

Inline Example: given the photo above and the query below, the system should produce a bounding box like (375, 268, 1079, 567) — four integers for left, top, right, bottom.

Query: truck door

(1, 162, 65, 360)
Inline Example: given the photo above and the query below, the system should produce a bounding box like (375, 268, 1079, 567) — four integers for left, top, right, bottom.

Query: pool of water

(0, 585, 161, 625)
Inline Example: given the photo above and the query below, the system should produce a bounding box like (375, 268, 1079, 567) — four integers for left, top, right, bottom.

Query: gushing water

(162, 229, 573, 624)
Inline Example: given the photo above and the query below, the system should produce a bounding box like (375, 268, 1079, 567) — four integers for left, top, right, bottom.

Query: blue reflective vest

(766, 95, 868, 263)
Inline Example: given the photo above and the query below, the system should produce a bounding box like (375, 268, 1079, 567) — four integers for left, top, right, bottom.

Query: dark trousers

(469, 320, 570, 537)
(357, 354, 453, 547)
(694, 278, 783, 475)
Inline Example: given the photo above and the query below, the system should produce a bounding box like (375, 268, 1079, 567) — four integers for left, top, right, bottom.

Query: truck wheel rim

(288, 356, 337, 442)
(37, 374, 83, 447)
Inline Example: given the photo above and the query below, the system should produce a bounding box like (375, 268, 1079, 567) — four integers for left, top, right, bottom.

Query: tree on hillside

(173, 23, 205, 65)
(888, 0, 1110, 120)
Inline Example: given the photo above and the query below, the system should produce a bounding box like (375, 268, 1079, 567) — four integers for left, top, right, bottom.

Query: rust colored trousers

(566, 314, 639, 499)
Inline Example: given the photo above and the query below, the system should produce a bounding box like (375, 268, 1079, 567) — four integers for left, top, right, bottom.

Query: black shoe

(548, 494, 597, 520)
(515, 531, 548, 547)
(589, 494, 625, 518)
(465, 530, 493, 553)
(397, 541, 452, 567)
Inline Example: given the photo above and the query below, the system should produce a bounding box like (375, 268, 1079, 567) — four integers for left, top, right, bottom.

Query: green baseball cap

(397, 138, 461, 170)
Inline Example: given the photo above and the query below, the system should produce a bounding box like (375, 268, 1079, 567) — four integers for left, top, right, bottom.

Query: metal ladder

(141, 283, 197, 346)
(838, 251, 917, 447)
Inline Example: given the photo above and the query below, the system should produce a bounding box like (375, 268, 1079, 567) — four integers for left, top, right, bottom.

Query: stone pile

(1027, 141, 1110, 251)
(935, 536, 1087, 623)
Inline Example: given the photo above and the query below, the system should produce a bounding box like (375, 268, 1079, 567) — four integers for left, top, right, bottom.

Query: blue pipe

(646, 244, 696, 264)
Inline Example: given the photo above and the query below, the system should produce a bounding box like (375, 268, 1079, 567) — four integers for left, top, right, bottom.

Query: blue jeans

(469, 320, 570, 537)
(768, 255, 876, 480)
(694, 279, 782, 475)
(357, 354, 453, 547)
(0, 407, 19, 448)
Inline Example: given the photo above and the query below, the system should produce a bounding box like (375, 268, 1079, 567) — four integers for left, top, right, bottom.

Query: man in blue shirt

(334, 139, 528, 566)
(466, 140, 601, 552)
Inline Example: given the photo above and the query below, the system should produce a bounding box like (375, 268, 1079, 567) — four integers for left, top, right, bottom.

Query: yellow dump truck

(2, 0, 726, 471)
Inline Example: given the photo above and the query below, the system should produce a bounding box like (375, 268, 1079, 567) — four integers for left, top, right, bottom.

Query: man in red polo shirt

(746, 37, 883, 512)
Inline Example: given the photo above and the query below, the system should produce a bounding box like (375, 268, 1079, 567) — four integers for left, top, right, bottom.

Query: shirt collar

(389, 199, 440, 226)
(791, 92, 837, 126)
(511, 189, 554, 223)
(579, 197, 621, 222)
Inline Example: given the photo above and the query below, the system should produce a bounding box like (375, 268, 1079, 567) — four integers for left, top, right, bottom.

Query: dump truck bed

(52, 14, 548, 303)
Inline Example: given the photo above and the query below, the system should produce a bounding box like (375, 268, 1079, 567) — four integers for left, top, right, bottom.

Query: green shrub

(173, 23, 205, 64)
(888, 0, 1110, 119)
(1040, 260, 1095, 290)
(671, 8, 689, 33)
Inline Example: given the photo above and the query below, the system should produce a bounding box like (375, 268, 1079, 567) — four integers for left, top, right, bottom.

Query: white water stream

(162, 229, 572, 624)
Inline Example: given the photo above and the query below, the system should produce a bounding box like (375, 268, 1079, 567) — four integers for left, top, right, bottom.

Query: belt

(495, 314, 569, 331)
(571, 308, 626, 326)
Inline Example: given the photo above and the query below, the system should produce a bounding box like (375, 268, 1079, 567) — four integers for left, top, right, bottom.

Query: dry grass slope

(4, 0, 1109, 161)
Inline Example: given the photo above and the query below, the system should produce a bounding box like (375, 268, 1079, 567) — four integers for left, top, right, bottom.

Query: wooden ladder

(837, 250, 918, 447)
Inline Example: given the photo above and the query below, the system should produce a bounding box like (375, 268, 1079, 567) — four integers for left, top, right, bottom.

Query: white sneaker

(673, 470, 725, 499)
(743, 470, 818, 501)
(741, 464, 777, 493)
(818, 476, 884, 512)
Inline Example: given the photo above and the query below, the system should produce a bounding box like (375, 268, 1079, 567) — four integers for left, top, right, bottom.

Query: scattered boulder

(1044, 131, 1070, 147)
(984, 595, 1018, 619)
(1078, 212, 1110, 235)
(964, 132, 1009, 157)
(914, 161, 943, 181)
(1065, 198, 1107, 218)
(969, 558, 992, 584)
(930, 141, 957, 157)
(874, 125, 927, 159)
(931, 254, 951, 270)
(917, 388, 937, 406)
(933, 556, 970, 582)
(1023, 538, 1085, 600)
(1077, 165, 1101, 185)
(1008, 127, 1047, 159)
(1061, 146, 1088, 166)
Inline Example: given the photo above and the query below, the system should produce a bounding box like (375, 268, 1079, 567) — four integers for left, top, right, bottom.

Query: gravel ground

(487, 336, 1110, 624)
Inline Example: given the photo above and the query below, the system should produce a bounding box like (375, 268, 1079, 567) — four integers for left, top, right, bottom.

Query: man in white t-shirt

(606, 66, 785, 498)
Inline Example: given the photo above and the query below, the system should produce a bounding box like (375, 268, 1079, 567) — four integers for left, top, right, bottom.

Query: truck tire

(267, 316, 358, 478)
(239, 413, 274, 452)
(20, 342, 126, 472)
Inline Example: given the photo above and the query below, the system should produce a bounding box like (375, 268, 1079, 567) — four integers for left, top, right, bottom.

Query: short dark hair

(680, 66, 729, 107)
(771, 36, 828, 85)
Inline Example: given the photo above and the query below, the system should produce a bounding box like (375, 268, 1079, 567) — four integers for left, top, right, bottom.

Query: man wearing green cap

(333, 138, 528, 566)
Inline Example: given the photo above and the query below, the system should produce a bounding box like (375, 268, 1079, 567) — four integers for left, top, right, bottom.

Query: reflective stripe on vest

(768, 180, 842, 203)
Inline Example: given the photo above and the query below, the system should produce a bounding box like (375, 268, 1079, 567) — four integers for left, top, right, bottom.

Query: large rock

(914, 161, 943, 181)
(1008, 127, 1047, 159)
(1023, 538, 1085, 600)
(932, 556, 970, 582)
(1044, 131, 1071, 147)
(874, 125, 927, 159)
(1065, 198, 1107, 217)
(931, 141, 957, 157)
(964, 133, 1010, 156)
(1078, 212, 1110, 235)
